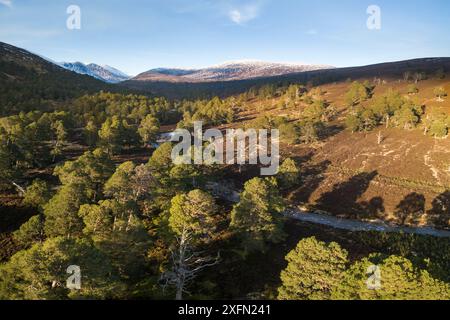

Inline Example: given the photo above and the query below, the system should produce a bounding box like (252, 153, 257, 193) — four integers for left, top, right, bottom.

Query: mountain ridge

(133, 60, 335, 83)
(0, 41, 121, 115)
(122, 57, 450, 99)
(59, 62, 130, 83)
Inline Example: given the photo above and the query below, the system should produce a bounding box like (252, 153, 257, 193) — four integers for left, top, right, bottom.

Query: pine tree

(332, 255, 450, 300)
(279, 123, 300, 145)
(434, 86, 448, 102)
(121, 118, 141, 149)
(147, 142, 175, 189)
(22, 179, 52, 209)
(163, 190, 220, 300)
(277, 158, 300, 189)
(231, 177, 286, 253)
(370, 90, 405, 128)
(345, 107, 378, 133)
(0, 237, 122, 300)
(360, 108, 378, 131)
(300, 121, 321, 143)
(54, 148, 114, 201)
(169, 164, 202, 192)
(302, 100, 326, 123)
(278, 237, 348, 300)
(169, 190, 218, 241)
(345, 113, 362, 133)
(78, 202, 113, 239)
(43, 183, 87, 238)
(391, 102, 423, 130)
(98, 116, 122, 154)
(425, 110, 449, 138)
(79, 199, 151, 280)
(138, 114, 160, 147)
(84, 120, 98, 147)
(13, 215, 45, 248)
(345, 81, 372, 107)
(104, 161, 137, 203)
(0, 134, 19, 191)
(429, 119, 449, 138)
(51, 120, 67, 162)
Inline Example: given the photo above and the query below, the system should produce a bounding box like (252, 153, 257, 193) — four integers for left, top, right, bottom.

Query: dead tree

(413, 72, 424, 84)
(377, 131, 384, 145)
(403, 71, 411, 82)
(4, 179, 26, 195)
(161, 229, 220, 300)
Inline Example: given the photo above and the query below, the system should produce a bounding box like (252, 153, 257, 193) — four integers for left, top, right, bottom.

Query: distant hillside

(122, 58, 450, 99)
(0, 42, 128, 115)
(60, 62, 130, 83)
(133, 61, 333, 83)
(216, 68, 450, 228)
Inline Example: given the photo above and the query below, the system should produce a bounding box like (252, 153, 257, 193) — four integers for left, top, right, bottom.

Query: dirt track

(285, 208, 450, 238)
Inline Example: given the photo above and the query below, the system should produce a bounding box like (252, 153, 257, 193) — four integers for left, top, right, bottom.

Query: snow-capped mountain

(100, 65, 130, 80)
(59, 62, 130, 83)
(132, 60, 334, 83)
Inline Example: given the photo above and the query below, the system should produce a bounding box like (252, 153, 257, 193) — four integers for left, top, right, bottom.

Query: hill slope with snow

(133, 60, 334, 83)
(60, 62, 130, 83)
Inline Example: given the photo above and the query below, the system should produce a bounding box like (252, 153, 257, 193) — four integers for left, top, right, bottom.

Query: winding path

(206, 182, 450, 238)
(285, 209, 450, 238)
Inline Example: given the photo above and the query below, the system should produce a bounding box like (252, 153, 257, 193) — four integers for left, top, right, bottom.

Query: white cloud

(168, 0, 266, 26)
(229, 10, 243, 24)
(228, 3, 262, 25)
(0, 0, 12, 7)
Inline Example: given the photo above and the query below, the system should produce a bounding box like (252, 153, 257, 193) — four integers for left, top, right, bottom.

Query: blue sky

(1, 0, 449, 76)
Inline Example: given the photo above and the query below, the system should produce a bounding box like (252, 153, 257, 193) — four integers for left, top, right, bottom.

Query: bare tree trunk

(126, 213, 133, 232)
(11, 181, 26, 194)
(377, 131, 383, 145)
(161, 228, 220, 301)
(112, 216, 117, 232)
(175, 229, 188, 301)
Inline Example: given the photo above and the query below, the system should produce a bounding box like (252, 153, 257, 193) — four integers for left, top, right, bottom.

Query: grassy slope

(227, 78, 450, 226)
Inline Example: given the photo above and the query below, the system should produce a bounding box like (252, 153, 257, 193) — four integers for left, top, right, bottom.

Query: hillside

(0, 42, 116, 115)
(225, 75, 450, 227)
(133, 61, 333, 83)
(122, 58, 450, 99)
(60, 62, 130, 83)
